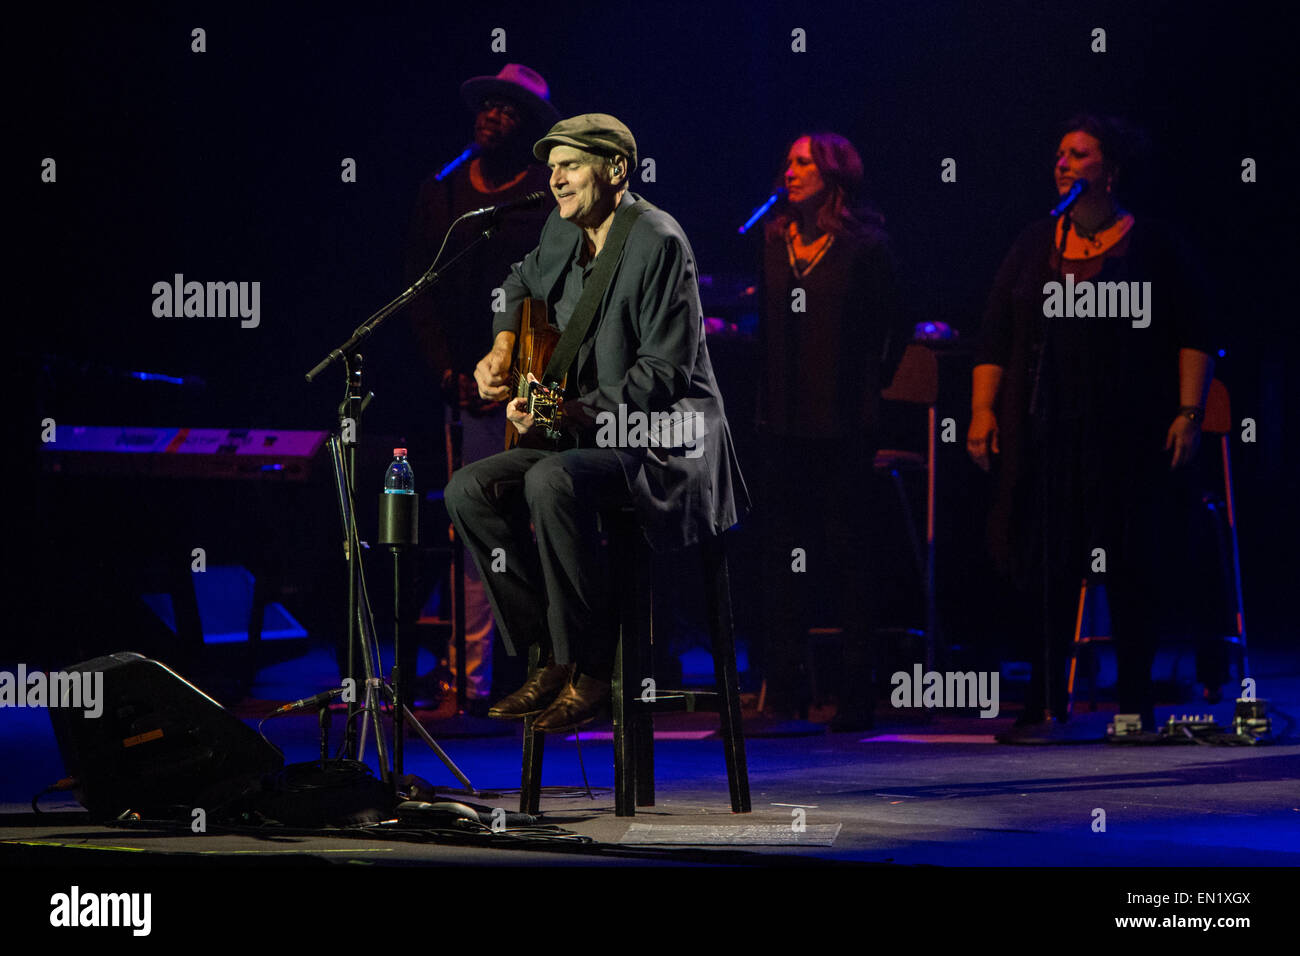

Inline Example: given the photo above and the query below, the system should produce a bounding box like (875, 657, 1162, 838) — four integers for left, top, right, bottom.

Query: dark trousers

(759, 435, 881, 716)
(443, 445, 636, 681)
(1029, 561, 1160, 723)
(1020, 423, 1172, 722)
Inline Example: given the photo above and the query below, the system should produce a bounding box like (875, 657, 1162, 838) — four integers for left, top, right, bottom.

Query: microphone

(435, 144, 479, 181)
(463, 191, 548, 218)
(738, 188, 786, 234)
(128, 370, 207, 388)
(270, 687, 347, 716)
(1049, 178, 1089, 217)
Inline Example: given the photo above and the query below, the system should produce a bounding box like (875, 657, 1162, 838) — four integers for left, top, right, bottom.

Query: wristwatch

(1178, 405, 1205, 424)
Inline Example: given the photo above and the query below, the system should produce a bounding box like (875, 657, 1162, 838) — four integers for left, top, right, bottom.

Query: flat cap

(533, 113, 637, 169)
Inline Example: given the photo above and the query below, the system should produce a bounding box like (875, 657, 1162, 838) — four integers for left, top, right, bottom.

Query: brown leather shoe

(532, 674, 611, 733)
(487, 663, 572, 719)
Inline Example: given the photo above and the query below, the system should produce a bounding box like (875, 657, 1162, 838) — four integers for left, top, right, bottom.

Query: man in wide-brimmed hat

(404, 65, 560, 717)
(458, 63, 560, 169)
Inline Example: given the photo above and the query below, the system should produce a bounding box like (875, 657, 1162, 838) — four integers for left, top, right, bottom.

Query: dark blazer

(492, 191, 750, 551)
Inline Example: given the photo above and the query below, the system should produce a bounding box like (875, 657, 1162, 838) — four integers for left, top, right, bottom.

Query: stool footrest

(634, 689, 721, 714)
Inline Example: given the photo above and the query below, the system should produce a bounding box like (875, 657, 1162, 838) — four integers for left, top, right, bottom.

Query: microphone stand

(301, 219, 510, 792)
(305, 218, 507, 386)
(378, 484, 417, 777)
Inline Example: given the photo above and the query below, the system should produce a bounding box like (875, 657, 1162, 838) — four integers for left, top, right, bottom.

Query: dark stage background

(15, 1, 1296, 684)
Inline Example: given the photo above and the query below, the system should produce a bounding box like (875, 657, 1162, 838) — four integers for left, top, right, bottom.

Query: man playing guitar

(444, 114, 748, 731)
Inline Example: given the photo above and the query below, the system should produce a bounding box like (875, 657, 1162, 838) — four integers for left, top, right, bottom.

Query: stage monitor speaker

(48, 651, 284, 820)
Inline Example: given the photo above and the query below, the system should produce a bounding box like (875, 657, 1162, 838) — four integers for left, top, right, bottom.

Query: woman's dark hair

(768, 131, 885, 240)
(1058, 113, 1150, 189)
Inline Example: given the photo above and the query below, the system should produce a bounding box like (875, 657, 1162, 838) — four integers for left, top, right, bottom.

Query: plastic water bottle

(383, 448, 415, 495)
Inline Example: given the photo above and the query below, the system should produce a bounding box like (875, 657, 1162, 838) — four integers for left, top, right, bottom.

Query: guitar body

(504, 298, 569, 450)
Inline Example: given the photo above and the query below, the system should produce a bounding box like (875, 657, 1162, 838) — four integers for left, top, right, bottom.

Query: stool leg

(521, 718, 544, 815)
(612, 632, 635, 816)
(1220, 433, 1250, 678)
(1088, 584, 1100, 713)
(1065, 580, 1088, 718)
(704, 535, 750, 814)
(520, 644, 544, 815)
(634, 712, 655, 807)
(633, 542, 655, 807)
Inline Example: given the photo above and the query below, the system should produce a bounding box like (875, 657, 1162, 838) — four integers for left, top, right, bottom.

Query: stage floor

(3, 661, 1297, 868)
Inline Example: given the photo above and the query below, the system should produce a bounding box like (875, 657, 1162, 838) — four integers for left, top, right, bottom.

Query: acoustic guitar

(503, 298, 568, 450)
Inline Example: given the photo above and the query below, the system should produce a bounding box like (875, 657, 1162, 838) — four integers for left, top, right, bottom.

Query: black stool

(872, 342, 941, 670)
(519, 509, 751, 817)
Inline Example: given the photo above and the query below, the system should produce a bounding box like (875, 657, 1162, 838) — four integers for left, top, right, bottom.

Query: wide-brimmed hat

(533, 113, 637, 169)
(460, 64, 560, 136)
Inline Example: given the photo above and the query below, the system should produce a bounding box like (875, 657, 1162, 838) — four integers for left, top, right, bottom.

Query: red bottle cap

(393, 448, 407, 457)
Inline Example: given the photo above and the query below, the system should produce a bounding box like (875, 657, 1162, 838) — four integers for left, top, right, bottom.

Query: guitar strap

(541, 198, 651, 386)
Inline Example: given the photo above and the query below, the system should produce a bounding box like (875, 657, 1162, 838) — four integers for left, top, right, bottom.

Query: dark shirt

(552, 245, 595, 333)
(975, 217, 1216, 448)
(760, 225, 906, 438)
(975, 216, 1217, 578)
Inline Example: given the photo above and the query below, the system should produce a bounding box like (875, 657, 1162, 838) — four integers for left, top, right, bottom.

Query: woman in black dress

(757, 132, 907, 730)
(967, 115, 1216, 734)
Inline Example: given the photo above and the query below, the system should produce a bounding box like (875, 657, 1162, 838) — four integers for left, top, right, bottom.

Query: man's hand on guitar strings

(475, 345, 513, 402)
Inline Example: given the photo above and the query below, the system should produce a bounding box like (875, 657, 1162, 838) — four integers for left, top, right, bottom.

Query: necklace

(1057, 211, 1134, 259)
(786, 223, 834, 276)
(1072, 208, 1120, 240)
